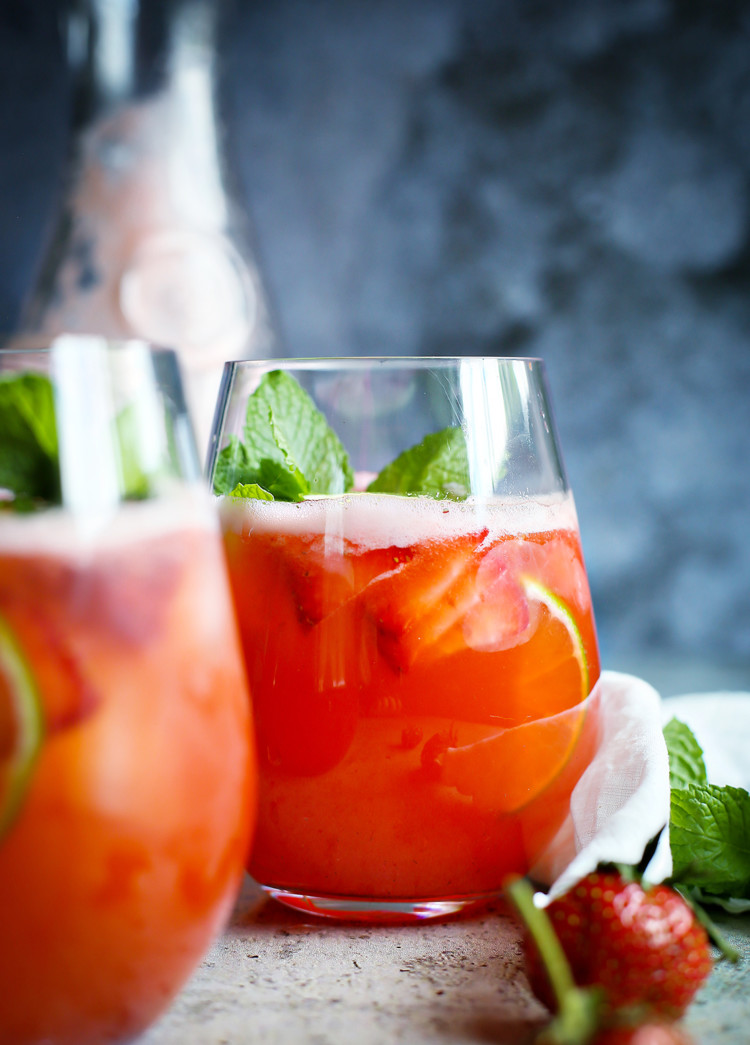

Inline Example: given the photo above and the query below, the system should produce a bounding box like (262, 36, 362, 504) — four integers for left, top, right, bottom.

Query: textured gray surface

(140, 877, 750, 1045)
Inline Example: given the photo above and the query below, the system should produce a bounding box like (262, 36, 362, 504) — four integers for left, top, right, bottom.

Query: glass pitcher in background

(15, 0, 280, 453)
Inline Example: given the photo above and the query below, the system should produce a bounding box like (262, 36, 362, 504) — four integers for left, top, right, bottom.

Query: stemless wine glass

(207, 357, 601, 922)
(0, 336, 256, 1045)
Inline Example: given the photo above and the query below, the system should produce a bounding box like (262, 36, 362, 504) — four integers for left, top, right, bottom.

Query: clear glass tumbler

(207, 357, 601, 921)
(0, 336, 256, 1044)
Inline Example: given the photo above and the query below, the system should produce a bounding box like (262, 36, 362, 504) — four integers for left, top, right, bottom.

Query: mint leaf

(244, 371, 353, 495)
(671, 783, 750, 900)
(253, 457, 308, 502)
(664, 717, 708, 790)
(367, 426, 470, 499)
(229, 483, 274, 501)
(114, 403, 151, 500)
(0, 373, 60, 504)
(213, 435, 254, 495)
(212, 436, 308, 502)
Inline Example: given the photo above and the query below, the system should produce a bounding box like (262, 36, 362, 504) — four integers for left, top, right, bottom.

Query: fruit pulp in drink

(221, 491, 600, 907)
(0, 494, 255, 1045)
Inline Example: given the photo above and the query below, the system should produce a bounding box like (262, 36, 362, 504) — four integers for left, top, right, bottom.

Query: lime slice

(441, 580, 591, 813)
(0, 613, 44, 840)
(520, 575, 589, 699)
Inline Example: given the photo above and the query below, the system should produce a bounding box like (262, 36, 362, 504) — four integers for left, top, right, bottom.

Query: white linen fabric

(530, 671, 670, 901)
(531, 671, 750, 904)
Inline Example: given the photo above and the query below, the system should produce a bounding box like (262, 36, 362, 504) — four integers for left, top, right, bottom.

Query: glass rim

(222, 355, 545, 371)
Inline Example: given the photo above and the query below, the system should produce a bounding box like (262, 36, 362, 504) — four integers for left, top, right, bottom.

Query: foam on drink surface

(0, 485, 217, 559)
(219, 491, 581, 547)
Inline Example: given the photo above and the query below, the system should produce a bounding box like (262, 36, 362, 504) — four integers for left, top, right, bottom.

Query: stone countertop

(142, 878, 750, 1045)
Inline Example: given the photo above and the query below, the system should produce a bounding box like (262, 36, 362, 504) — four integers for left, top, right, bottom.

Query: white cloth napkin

(530, 670, 750, 903)
(531, 670, 672, 900)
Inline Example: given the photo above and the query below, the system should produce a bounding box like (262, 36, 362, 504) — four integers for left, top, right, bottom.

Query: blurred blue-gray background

(2, 0, 749, 693)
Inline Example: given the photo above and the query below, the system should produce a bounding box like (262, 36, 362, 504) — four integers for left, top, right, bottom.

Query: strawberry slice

(278, 534, 414, 624)
(2, 604, 99, 736)
(460, 543, 532, 653)
(362, 529, 532, 671)
(0, 558, 101, 736)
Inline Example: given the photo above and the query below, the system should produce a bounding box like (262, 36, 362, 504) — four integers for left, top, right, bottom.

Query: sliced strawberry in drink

(363, 532, 482, 671)
(500, 531, 592, 614)
(0, 559, 101, 736)
(361, 529, 531, 671)
(3, 604, 99, 736)
(460, 543, 532, 653)
(279, 534, 414, 624)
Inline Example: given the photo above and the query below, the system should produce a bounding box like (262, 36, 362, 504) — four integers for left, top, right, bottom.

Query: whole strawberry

(525, 870, 712, 1019)
(593, 1022, 695, 1045)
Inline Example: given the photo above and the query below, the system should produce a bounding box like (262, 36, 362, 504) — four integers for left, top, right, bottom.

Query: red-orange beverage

(0, 494, 255, 1045)
(221, 491, 600, 918)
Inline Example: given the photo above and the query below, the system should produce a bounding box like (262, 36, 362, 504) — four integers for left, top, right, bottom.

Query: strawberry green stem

(507, 877, 604, 1045)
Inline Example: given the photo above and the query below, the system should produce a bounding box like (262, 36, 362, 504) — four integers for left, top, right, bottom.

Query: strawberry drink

(209, 358, 602, 919)
(0, 497, 255, 1045)
(0, 343, 256, 1045)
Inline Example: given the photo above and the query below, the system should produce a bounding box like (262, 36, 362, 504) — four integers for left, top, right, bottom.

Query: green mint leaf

(367, 426, 470, 499)
(244, 371, 353, 495)
(0, 372, 61, 505)
(212, 431, 308, 502)
(213, 436, 255, 495)
(253, 457, 308, 502)
(114, 404, 151, 500)
(229, 483, 274, 501)
(670, 783, 750, 900)
(663, 717, 708, 790)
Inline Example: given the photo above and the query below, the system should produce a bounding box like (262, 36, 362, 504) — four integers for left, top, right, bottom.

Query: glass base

(260, 885, 498, 923)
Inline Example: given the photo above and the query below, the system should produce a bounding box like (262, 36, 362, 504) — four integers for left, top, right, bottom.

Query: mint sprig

(0, 372, 60, 505)
(367, 426, 471, 500)
(244, 371, 353, 495)
(663, 717, 707, 790)
(213, 371, 353, 500)
(671, 783, 750, 901)
(0, 370, 166, 509)
(665, 717, 750, 910)
(214, 369, 474, 503)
